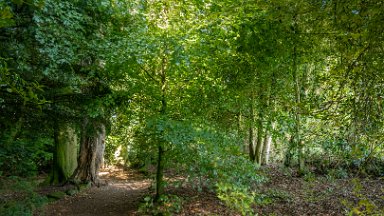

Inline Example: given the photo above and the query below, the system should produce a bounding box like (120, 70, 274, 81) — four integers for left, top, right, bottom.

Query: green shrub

(0, 137, 53, 177)
(254, 189, 292, 206)
(217, 182, 255, 216)
(0, 193, 48, 216)
(327, 168, 349, 179)
(303, 171, 316, 182)
(138, 194, 183, 215)
(120, 118, 267, 213)
(341, 179, 384, 215)
(0, 177, 48, 216)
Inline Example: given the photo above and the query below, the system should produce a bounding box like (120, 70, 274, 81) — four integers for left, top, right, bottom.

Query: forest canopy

(0, 0, 383, 215)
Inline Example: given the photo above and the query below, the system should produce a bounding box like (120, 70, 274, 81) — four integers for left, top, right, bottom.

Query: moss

(77, 182, 91, 191)
(57, 124, 78, 178)
(51, 123, 79, 184)
(47, 191, 67, 200)
(65, 189, 78, 196)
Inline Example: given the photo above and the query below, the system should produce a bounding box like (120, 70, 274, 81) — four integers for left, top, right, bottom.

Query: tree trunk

(292, 12, 305, 173)
(71, 119, 105, 184)
(238, 112, 247, 153)
(294, 66, 305, 172)
(248, 101, 255, 162)
(155, 143, 165, 201)
(262, 124, 273, 165)
(155, 55, 167, 201)
(255, 116, 264, 165)
(284, 135, 294, 167)
(51, 121, 78, 185)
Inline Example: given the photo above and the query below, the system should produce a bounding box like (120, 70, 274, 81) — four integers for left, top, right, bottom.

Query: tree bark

(292, 12, 305, 173)
(262, 122, 274, 165)
(255, 116, 264, 165)
(155, 143, 165, 201)
(284, 135, 294, 167)
(71, 119, 105, 184)
(155, 55, 167, 201)
(248, 101, 255, 162)
(51, 121, 78, 185)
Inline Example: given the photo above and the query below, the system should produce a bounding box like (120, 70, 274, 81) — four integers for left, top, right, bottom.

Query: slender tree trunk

(292, 12, 305, 173)
(71, 119, 105, 184)
(155, 55, 167, 201)
(249, 125, 255, 162)
(238, 112, 247, 152)
(261, 132, 271, 165)
(262, 122, 274, 165)
(262, 88, 276, 166)
(255, 115, 264, 165)
(248, 100, 255, 162)
(295, 71, 305, 173)
(51, 121, 78, 185)
(284, 135, 294, 167)
(255, 83, 265, 165)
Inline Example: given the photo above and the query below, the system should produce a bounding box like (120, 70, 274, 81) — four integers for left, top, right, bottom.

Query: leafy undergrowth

(253, 166, 384, 216)
(136, 171, 239, 215)
(14, 166, 382, 216)
(0, 176, 48, 216)
(140, 166, 384, 216)
(0, 175, 91, 216)
(138, 190, 236, 215)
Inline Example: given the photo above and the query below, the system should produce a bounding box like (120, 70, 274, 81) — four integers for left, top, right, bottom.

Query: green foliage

(0, 137, 53, 177)
(0, 58, 46, 105)
(341, 179, 384, 216)
(104, 135, 120, 166)
(217, 182, 255, 216)
(130, 116, 266, 186)
(0, 193, 47, 216)
(327, 168, 349, 180)
(122, 116, 266, 212)
(1, 0, 117, 181)
(138, 194, 183, 216)
(1, 0, 384, 213)
(0, 176, 48, 216)
(254, 189, 292, 206)
(303, 172, 316, 182)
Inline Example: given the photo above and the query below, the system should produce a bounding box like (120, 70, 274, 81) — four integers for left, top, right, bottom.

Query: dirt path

(43, 168, 151, 216)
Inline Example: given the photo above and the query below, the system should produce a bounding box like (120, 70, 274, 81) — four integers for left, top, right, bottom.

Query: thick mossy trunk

(51, 122, 78, 185)
(71, 119, 105, 184)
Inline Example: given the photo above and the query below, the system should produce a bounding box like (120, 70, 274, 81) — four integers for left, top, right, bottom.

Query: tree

(0, 0, 119, 183)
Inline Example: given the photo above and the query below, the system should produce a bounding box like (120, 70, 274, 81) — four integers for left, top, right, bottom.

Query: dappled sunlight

(3, 0, 384, 215)
(44, 168, 152, 216)
(98, 171, 109, 176)
(111, 181, 151, 190)
(99, 166, 152, 182)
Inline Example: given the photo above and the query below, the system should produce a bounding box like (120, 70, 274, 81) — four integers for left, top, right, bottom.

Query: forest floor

(255, 166, 384, 215)
(40, 166, 384, 216)
(41, 167, 232, 216)
(42, 167, 151, 216)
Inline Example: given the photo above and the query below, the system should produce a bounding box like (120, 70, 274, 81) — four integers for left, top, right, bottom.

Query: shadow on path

(43, 167, 151, 216)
